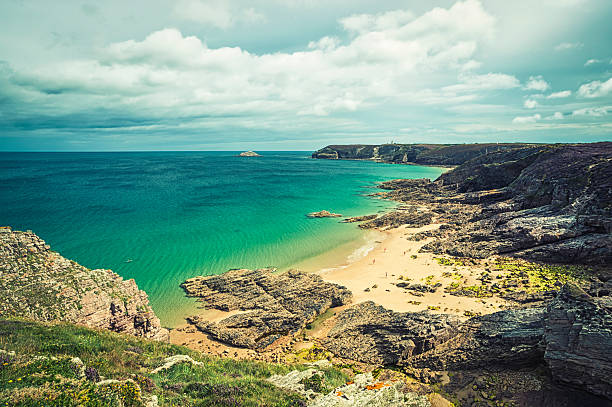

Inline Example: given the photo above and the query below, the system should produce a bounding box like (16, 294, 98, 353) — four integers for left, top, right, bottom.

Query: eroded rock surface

(374, 143, 612, 265)
(322, 285, 612, 400)
(0, 227, 168, 341)
(405, 307, 547, 371)
(181, 269, 351, 349)
(322, 301, 459, 365)
(544, 284, 612, 399)
(342, 214, 377, 223)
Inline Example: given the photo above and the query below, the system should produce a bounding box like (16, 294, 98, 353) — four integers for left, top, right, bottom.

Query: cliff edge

(0, 227, 169, 341)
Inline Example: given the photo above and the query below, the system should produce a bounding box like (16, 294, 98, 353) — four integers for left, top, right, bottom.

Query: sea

(0, 151, 446, 326)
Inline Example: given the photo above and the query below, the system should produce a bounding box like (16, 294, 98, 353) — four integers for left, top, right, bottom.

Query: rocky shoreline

(2, 142, 610, 406)
(174, 142, 611, 405)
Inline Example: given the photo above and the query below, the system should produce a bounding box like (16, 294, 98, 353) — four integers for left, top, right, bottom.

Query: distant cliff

(312, 143, 540, 166)
(0, 227, 169, 341)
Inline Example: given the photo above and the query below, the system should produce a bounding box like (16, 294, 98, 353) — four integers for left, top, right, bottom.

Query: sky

(0, 0, 611, 151)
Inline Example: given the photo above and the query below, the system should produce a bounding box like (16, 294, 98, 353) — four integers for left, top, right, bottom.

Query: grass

(0, 318, 346, 406)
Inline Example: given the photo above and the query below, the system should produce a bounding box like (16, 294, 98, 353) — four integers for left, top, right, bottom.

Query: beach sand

(316, 224, 508, 318)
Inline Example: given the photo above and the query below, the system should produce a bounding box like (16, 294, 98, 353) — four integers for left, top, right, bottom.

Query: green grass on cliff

(0, 319, 344, 406)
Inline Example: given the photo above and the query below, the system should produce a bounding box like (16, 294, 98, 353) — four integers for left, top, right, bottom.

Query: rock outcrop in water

(307, 210, 342, 218)
(341, 214, 377, 223)
(181, 269, 352, 349)
(239, 151, 261, 157)
(0, 227, 169, 341)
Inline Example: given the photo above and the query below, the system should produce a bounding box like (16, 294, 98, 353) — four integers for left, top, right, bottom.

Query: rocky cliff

(312, 143, 538, 165)
(0, 227, 168, 341)
(367, 142, 612, 265)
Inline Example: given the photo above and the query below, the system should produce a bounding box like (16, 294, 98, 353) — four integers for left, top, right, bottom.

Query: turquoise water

(0, 152, 445, 326)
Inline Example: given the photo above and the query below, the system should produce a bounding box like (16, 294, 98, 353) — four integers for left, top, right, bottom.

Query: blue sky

(0, 0, 611, 151)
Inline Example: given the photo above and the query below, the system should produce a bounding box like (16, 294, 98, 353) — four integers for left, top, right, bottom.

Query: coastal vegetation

(0, 318, 342, 406)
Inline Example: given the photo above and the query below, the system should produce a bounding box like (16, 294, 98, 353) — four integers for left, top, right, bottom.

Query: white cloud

(308, 36, 340, 51)
(443, 72, 520, 93)
(546, 90, 571, 99)
(10, 1, 504, 120)
(578, 77, 612, 98)
(523, 99, 538, 109)
(340, 10, 414, 33)
(513, 113, 541, 123)
(572, 106, 611, 116)
(524, 75, 549, 91)
(174, 0, 265, 29)
(584, 59, 601, 66)
(545, 112, 564, 120)
(554, 42, 583, 51)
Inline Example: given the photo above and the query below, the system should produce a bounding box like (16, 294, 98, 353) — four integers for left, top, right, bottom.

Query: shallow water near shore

(0, 151, 445, 326)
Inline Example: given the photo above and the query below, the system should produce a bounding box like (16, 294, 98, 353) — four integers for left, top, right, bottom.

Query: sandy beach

(316, 224, 508, 319)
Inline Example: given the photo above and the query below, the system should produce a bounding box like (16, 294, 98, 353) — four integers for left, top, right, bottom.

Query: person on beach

(373, 258, 376, 265)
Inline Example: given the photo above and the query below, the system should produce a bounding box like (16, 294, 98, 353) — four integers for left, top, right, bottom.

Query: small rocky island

(239, 150, 261, 157)
(307, 210, 342, 218)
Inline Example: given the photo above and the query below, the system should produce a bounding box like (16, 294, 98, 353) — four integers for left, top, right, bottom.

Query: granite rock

(373, 143, 612, 265)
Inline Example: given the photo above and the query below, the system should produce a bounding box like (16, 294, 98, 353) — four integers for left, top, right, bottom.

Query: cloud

(523, 99, 538, 109)
(546, 90, 571, 99)
(174, 0, 265, 29)
(443, 72, 520, 93)
(6, 1, 503, 122)
(545, 112, 564, 120)
(513, 113, 541, 123)
(554, 42, 583, 51)
(578, 77, 612, 98)
(524, 75, 549, 91)
(340, 10, 414, 33)
(572, 106, 611, 116)
(584, 59, 601, 66)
